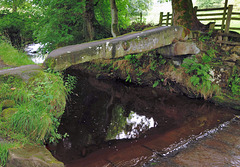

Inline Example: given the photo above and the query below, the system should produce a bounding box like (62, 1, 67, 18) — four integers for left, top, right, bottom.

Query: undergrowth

(228, 66, 240, 96)
(0, 71, 76, 143)
(181, 56, 220, 99)
(0, 70, 76, 166)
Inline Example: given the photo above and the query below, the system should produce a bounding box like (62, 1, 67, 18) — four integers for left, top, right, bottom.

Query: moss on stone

(1, 108, 18, 120)
(1, 100, 16, 109)
(211, 94, 240, 110)
(44, 58, 56, 70)
(7, 144, 64, 167)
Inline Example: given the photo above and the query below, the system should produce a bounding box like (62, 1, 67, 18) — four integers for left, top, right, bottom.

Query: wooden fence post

(224, 5, 233, 41)
(166, 12, 170, 26)
(159, 12, 163, 26)
(221, 0, 228, 31)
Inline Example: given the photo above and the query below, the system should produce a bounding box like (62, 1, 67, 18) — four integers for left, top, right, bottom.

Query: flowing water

(25, 43, 47, 64)
(46, 68, 237, 167)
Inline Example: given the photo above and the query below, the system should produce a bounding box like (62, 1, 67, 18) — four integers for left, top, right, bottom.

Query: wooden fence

(159, 5, 240, 33)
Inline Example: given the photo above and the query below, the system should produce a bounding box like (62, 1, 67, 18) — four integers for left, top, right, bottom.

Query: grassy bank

(0, 39, 76, 166)
(0, 39, 34, 67)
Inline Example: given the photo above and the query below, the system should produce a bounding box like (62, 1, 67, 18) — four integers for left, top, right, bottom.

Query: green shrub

(0, 11, 36, 48)
(228, 66, 240, 96)
(182, 56, 220, 99)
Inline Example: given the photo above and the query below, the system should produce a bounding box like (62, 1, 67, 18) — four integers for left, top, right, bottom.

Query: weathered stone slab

(0, 65, 42, 80)
(157, 41, 200, 57)
(44, 26, 187, 71)
(6, 145, 64, 167)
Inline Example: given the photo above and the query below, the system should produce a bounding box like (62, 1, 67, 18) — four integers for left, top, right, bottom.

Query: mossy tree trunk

(110, 0, 120, 37)
(172, 0, 206, 30)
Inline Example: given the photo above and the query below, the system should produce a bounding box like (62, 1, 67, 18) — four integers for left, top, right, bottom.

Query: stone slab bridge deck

(43, 26, 188, 71)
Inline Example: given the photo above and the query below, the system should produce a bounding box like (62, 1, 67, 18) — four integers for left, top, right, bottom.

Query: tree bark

(172, 0, 206, 30)
(110, 0, 120, 37)
(84, 0, 95, 41)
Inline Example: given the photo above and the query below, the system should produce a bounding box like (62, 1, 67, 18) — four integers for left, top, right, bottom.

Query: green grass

(0, 142, 19, 166)
(0, 71, 76, 166)
(0, 39, 76, 148)
(0, 40, 34, 66)
(0, 71, 76, 144)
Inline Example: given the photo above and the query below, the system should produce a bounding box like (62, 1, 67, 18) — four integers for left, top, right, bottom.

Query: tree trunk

(172, 0, 206, 30)
(110, 0, 120, 37)
(84, 0, 95, 41)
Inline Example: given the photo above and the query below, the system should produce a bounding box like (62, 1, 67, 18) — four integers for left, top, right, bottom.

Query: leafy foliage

(181, 56, 220, 99)
(0, 0, 154, 51)
(196, 0, 223, 8)
(125, 54, 140, 66)
(153, 80, 160, 88)
(125, 69, 132, 83)
(127, 0, 153, 16)
(0, 1, 40, 48)
(199, 31, 213, 42)
(33, 0, 86, 52)
(228, 66, 240, 96)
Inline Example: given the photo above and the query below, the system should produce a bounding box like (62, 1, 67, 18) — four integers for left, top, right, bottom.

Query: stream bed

(47, 68, 236, 167)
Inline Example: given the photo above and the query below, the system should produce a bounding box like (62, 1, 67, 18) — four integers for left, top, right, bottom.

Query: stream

(24, 43, 46, 64)
(24, 44, 238, 166)
(46, 68, 236, 167)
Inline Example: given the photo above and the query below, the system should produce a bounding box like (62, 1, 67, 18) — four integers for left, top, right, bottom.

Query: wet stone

(172, 144, 234, 167)
(224, 121, 240, 135)
(213, 130, 240, 148)
(201, 138, 232, 154)
(7, 144, 64, 167)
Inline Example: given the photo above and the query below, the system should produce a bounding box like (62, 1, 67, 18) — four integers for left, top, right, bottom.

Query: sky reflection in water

(107, 110, 157, 140)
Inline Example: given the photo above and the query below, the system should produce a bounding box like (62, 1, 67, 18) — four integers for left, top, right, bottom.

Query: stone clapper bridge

(0, 26, 200, 167)
(43, 26, 199, 71)
(0, 26, 200, 76)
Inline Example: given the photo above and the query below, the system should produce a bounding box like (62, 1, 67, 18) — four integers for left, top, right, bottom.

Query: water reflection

(49, 69, 234, 166)
(112, 111, 157, 140)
